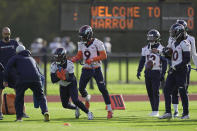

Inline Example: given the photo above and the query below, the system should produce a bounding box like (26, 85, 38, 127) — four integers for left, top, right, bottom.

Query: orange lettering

(105, 7, 112, 17)
(112, 19, 119, 28)
(119, 6, 126, 17)
(127, 7, 133, 17)
(91, 7, 98, 16)
(127, 19, 133, 29)
(187, 19, 194, 30)
(98, 19, 105, 28)
(188, 7, 194, 17)
(98, 6, 105, 17)
(119, 19, 126, 29)
(134, 6, 140, 18)
(105, 19, 111, 29)
(147, 7, 153, 17)
(91, 18, 97, 28)
(154, 7, 160, 18)
(112, 6, 119, 17)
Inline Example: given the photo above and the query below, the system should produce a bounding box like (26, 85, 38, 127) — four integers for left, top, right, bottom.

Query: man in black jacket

(4, 45, 49, 122)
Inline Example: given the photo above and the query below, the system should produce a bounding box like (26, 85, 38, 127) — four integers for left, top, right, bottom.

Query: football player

(137, 29, 167, 117)
(159, 24, 190, 119)
(71, 25, 113, 119)
(168, 20, 197, 118)
(50, 48, 93, 120)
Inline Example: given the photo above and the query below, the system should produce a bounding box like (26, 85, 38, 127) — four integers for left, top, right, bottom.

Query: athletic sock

(107, 104, 112, 111)
(173, 104, 178, 112)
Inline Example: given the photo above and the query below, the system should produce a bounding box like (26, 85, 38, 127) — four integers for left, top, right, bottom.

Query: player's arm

(50, 63, 60, 83)
(65, 62, 76, 82)
(71, 51, 83, 62)
(160, 56, 167, 80)
(190, 37, 197, 67)
(3, 57, 16, 83)
(136, 48, 146, 79)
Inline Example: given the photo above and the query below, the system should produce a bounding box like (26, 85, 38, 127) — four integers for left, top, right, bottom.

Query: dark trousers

(15, 82, 48, 119)
(164, 67, 189, 114)
(79, 67, 111, 105)
(145, 70, 160, 111)
(60, 81, 89, 114)
(172, 65, 191, 104)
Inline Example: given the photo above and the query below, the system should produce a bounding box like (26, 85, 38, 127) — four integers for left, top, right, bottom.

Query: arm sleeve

(92, 51, 107, 61)
(137, 56, 145, 74)
(50, 73, 60, 83)
(160, 56, 167, 76)
(4, 57, 16, 82)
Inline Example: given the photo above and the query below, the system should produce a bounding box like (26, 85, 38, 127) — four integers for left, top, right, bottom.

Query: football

(146, 60, 154, 70)
(163, 47, 173, 58)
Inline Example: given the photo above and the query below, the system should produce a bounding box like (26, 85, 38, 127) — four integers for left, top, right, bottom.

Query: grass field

(3, 61, 197, 95)
(1, 102, 197, 131)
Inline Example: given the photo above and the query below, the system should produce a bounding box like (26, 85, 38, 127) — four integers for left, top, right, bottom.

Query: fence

(33, 53, 197, 95)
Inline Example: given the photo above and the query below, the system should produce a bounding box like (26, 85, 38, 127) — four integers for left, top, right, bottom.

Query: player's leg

(150, 70, 160, 117)
(0, 88, 4, 120)
(176, 68, 189, 119)
(172, 89, 179, 117)
(93, 67, 112, 119)
(30, 82, 49, 121)
(69, 81, 93, 120)
(79, 68, 93, 109)
(60, 85, 76, 109)
(14, 83, 28, 121)
(0, 73, 4, 120)
(159, 73, 176, 119)
(144, 71, 154, 114)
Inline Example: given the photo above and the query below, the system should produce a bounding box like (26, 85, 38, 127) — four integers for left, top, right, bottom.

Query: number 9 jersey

(78, 38, 106, 68)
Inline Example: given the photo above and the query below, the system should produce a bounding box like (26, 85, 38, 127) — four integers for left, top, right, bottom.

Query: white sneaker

(44, 112, 50, 122)
(159, 113, 172, 119)
(149, 111, 159, 117)
(87, 112, 94, 120)
(86, 95, 91, 102)
(173, 111, 179, 118)
(75, 107, 80, 119)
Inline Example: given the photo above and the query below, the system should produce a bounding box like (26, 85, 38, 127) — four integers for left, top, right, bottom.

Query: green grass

(1, 102, 197, 131)
(3, 61, 197, 95)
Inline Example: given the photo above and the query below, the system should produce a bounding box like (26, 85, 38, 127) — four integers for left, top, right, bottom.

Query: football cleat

(22, 113, 30, 118)
(44, 112, 50, 122)
(75, 107, 80, 119)
(87, 112, 94, 120)
(15, 118, 23, 122)
(173, 111, 179, 118)
(159, 113, 172, 119)
(0, 112, 3, 120)
(181, 114, 189, 119)
(149, 111, 159, 117)
(107, 111, 113, 119)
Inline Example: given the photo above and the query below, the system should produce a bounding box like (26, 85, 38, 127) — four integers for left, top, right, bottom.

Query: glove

(56, 68, 66, 80)
(137, 72, 141, 80)
(71, 57, 77, 63)
(86, 59, 94, 65)
(168, 66, 176, 75)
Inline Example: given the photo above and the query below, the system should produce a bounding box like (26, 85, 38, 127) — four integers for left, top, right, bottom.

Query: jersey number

(172, 50, 178, 61)
(84, 50, 91, 60)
